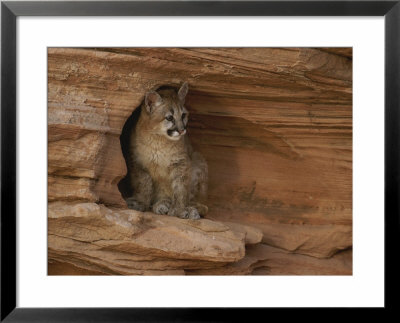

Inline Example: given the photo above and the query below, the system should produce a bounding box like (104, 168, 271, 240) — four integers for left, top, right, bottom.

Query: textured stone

(248, 244, 353, 275)
(220, 221, 263, 245)
(48, 47, 352, 274)
(186, 244, 352, 275)
(48, 202, 259, 274)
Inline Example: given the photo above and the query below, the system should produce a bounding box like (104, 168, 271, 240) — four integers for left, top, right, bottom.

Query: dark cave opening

(117, 106, 142, 200)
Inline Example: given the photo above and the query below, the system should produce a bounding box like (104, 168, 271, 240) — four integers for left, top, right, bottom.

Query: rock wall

(48, 48, 352, 275)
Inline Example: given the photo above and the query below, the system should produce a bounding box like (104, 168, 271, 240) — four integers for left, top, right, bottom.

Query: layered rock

(48, 48, 352, 274)
(48, 202, 259, 275)
(186, 244, 352, 275)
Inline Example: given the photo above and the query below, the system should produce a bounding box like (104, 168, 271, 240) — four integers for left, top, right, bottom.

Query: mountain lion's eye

(182, 113, 187, 119)
(166, 115, 174, 121)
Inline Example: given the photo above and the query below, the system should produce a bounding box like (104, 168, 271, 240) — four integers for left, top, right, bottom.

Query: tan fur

(126, 83, 208, 219)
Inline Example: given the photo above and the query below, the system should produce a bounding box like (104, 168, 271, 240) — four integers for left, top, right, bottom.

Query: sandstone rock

(48, 259, 185, 276)
(206, 219, 352, 258)
(219, 221, 263, 245)
(48, 47, 352, 273)
(48, 176, 97, 202)
(257, 222, 352, 258)
(48, 202, 256, 274)
(186, 243, 352, 275)
(248, 244, 352, 275)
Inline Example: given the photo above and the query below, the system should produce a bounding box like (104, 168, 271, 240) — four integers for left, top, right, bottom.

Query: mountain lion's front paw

(152, 199, 172, 215)
(168, 207, 186, 219)
(168, 206, 200, 220)
(187, 207, 200, 219)
(126, 197, 147, 212)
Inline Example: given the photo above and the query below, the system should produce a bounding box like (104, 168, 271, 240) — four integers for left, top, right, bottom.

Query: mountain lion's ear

(145, 91, 163, 114)
(178, 82, 189, 102)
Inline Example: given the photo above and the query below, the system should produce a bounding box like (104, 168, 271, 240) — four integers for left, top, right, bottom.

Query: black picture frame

(1, 1, 399, 321)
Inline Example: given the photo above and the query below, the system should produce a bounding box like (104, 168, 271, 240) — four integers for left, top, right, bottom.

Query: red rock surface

(48, 48, 352, 274)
